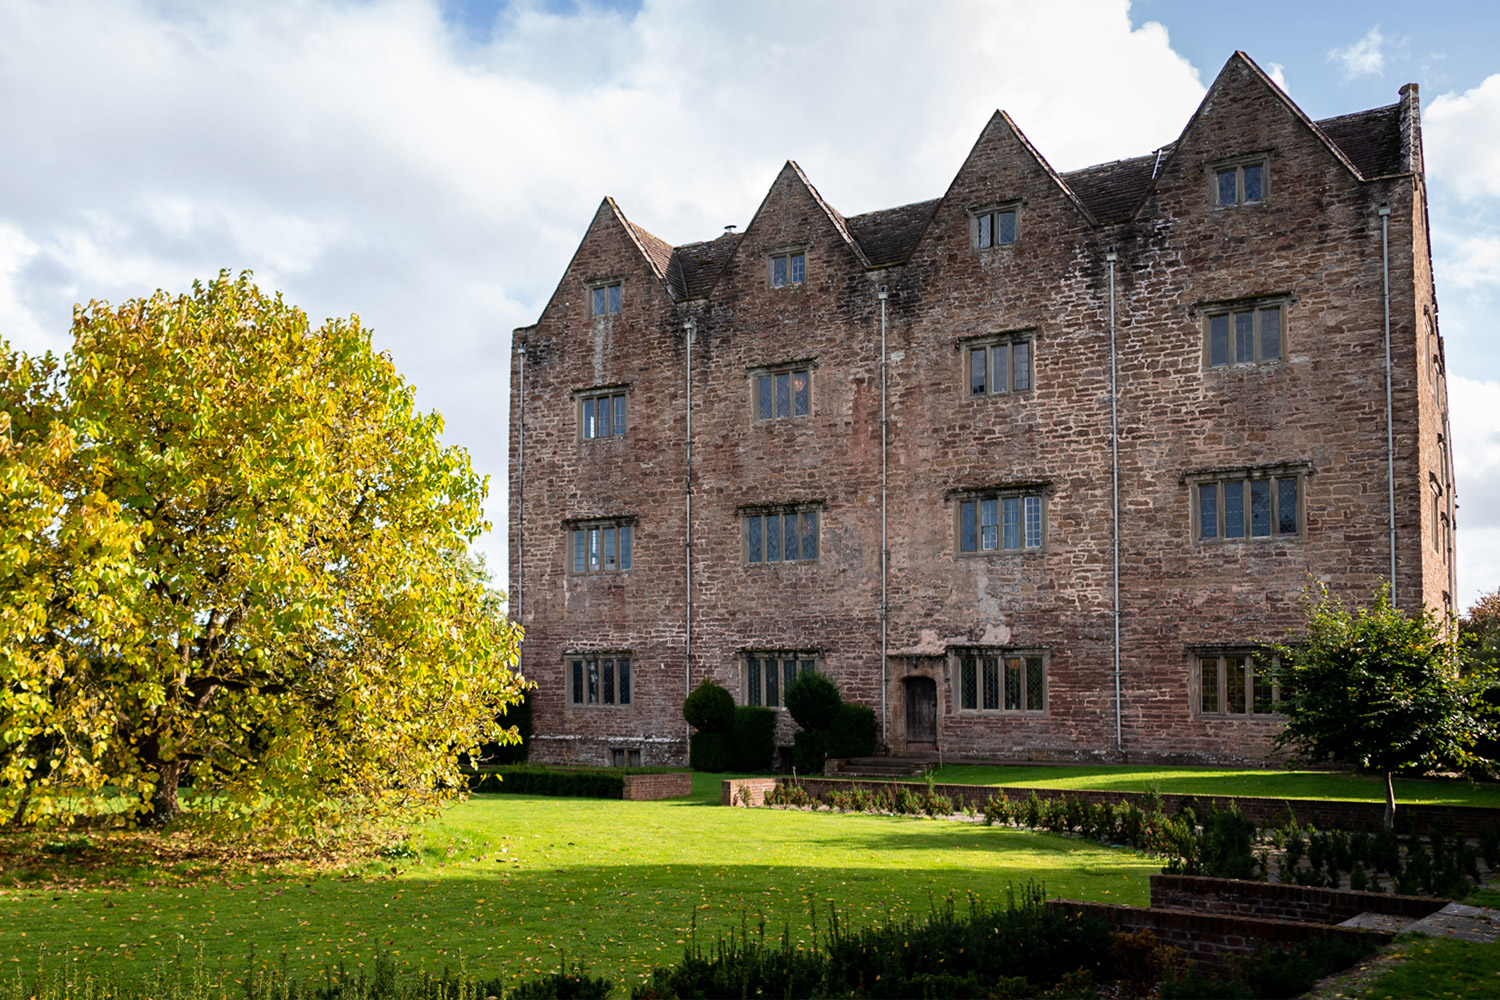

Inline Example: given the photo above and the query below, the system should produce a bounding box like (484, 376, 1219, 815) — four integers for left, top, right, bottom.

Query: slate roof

(644, 94, 1410, 293)
(1315, 103, 1404, 179)
(1062, 151, 1169, 225)
(669, 233, 742, 300)
(845, 199, 942, 268)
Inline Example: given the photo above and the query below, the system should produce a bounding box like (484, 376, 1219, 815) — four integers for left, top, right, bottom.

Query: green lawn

(928, 764, 1500, 808)
(1355, 937, 1500, 999)
(0, 778, 1157, 994)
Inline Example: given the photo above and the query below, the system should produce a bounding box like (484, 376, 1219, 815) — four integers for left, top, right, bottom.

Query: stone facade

(508, 53, 1455, 768)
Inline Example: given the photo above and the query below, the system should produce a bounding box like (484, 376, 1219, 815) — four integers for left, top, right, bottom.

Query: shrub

(825, 702, 877, 758)
(1199, 804, 1261, 880)
(922, 792, 953, 817)
(984, 792, 1010, 826)
(784, 671, 842, 731)
(731, 705, 777, 772)
(791, 729, 827, 774)
(1022, 791, 1044, 829)
(895, 787, 924, 815)
(683, 679, 735, 734)
(849, 787, 873, 812)
(689, 731, 734, 773)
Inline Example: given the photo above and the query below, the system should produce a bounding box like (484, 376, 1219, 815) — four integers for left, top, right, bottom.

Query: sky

(1, 0, 1498, 608)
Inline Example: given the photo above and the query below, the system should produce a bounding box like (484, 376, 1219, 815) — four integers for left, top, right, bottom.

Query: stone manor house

(508, 53, 1456, 767)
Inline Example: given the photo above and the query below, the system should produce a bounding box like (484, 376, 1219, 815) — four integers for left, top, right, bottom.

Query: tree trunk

(9, 792, 29, 828)
(145, 761, 185, 828)
(1383, 770, 1396, 831)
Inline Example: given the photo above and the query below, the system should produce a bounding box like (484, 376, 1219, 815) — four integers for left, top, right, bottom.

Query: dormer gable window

(590, 281, 622, 316)
(1213, 159, 1267, 207)
(769, 251, 805, 288)
(971, 205, 1019, 249)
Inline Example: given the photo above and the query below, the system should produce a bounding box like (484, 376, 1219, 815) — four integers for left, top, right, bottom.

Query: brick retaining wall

(1045, 900, 1392, 976)
(745, 776, 1499, 836)
(622, 772, 693, 800)
(1150, 874, 1445, 924)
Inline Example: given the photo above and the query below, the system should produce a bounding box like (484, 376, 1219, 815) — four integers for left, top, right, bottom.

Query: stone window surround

(766, 246, 807, 289)
(747, 358, 817, 421)
(949, 481, 1051, 556)
(951, 646, 1049, 715)
(1190, 645, 1280, 718)
(564, 515, 636, 574)
(586, 277, 624, 316)
(574, 383, 631, 441)
(1185, 461, 1308, 544)
(1192, 293, 1291, 369)
(1208, 151, 1272, 208)
(741, 649, 820, 708)
(960, 328, 1037, 396)
(739, 500, 824, 565)
(565, 650, 634, 708)
(969, 201, 1021, 249)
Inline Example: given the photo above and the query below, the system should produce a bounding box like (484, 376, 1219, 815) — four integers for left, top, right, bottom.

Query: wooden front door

(904, 676, 938, 749)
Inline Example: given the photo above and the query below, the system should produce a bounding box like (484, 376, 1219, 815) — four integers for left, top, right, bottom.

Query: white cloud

(1439, 234, 1500, 290)
(1426, 74, 1500, 202)
(1447, 375, 1500, 606)
(0, 0, 1213, 586)
(1328, 27, 1385, 80)
(1266, 62, 1288, 91)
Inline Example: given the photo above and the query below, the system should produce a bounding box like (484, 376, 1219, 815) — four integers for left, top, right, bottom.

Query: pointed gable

(1135, 52, 1372, 224)
(708, 160, 875, 302)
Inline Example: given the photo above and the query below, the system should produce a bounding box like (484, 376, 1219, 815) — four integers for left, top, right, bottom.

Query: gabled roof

(590, 53, 1417, 299)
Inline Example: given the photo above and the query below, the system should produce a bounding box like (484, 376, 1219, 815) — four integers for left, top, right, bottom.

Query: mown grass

(1355, 936, 1500, 999)
(928, 764, 1500, 807)
(0, 774, 1157, 994)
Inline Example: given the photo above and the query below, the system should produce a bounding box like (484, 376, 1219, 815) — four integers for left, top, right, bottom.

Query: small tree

(683, 679, 735, 772)
(1272, 586, 1498, 829)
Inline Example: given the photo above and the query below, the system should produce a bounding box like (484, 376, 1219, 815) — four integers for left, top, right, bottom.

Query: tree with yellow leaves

(1, 272, 523, 834)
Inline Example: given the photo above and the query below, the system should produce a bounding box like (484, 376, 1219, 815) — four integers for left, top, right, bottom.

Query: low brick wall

(622, 772, 692, 800)
(1046, 899, 1392, 975)
(1150, 874, 1445, 924)
(722, 777, 779, 806)
(752, 777, 1499, 836)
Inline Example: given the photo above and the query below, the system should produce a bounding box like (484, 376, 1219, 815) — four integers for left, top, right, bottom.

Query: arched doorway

(903, 675, 938, 751)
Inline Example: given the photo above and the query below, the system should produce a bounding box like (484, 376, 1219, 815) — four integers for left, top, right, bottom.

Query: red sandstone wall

(510, 57, 1444, 767)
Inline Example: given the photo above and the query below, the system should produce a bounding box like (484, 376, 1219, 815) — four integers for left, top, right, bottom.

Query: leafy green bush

(689, 731, 734, 773)
(784, 671, 842, 731)
(792, 728, 826, 774)
(730, 705, 776, 772)
(683, 679, 735, 734)
(825, 703, 877, 758)
(984, 792, 1010, 826)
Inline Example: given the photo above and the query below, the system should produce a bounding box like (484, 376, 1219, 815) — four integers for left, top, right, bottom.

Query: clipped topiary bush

(690, 731, 734, 773)
(825, 702, 877, 758)
(683, 678, 736, 734)
(731, 705, 777, 772)
(784, 671, 842, 731)
(792, 728, 827, 774)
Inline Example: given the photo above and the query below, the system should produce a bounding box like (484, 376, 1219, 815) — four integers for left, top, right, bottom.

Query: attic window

(769, 251, 805, 288)
(972, 206, 1018, 249)
(590, 282, 622, 316)
(1214, 161, 1266, 207)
